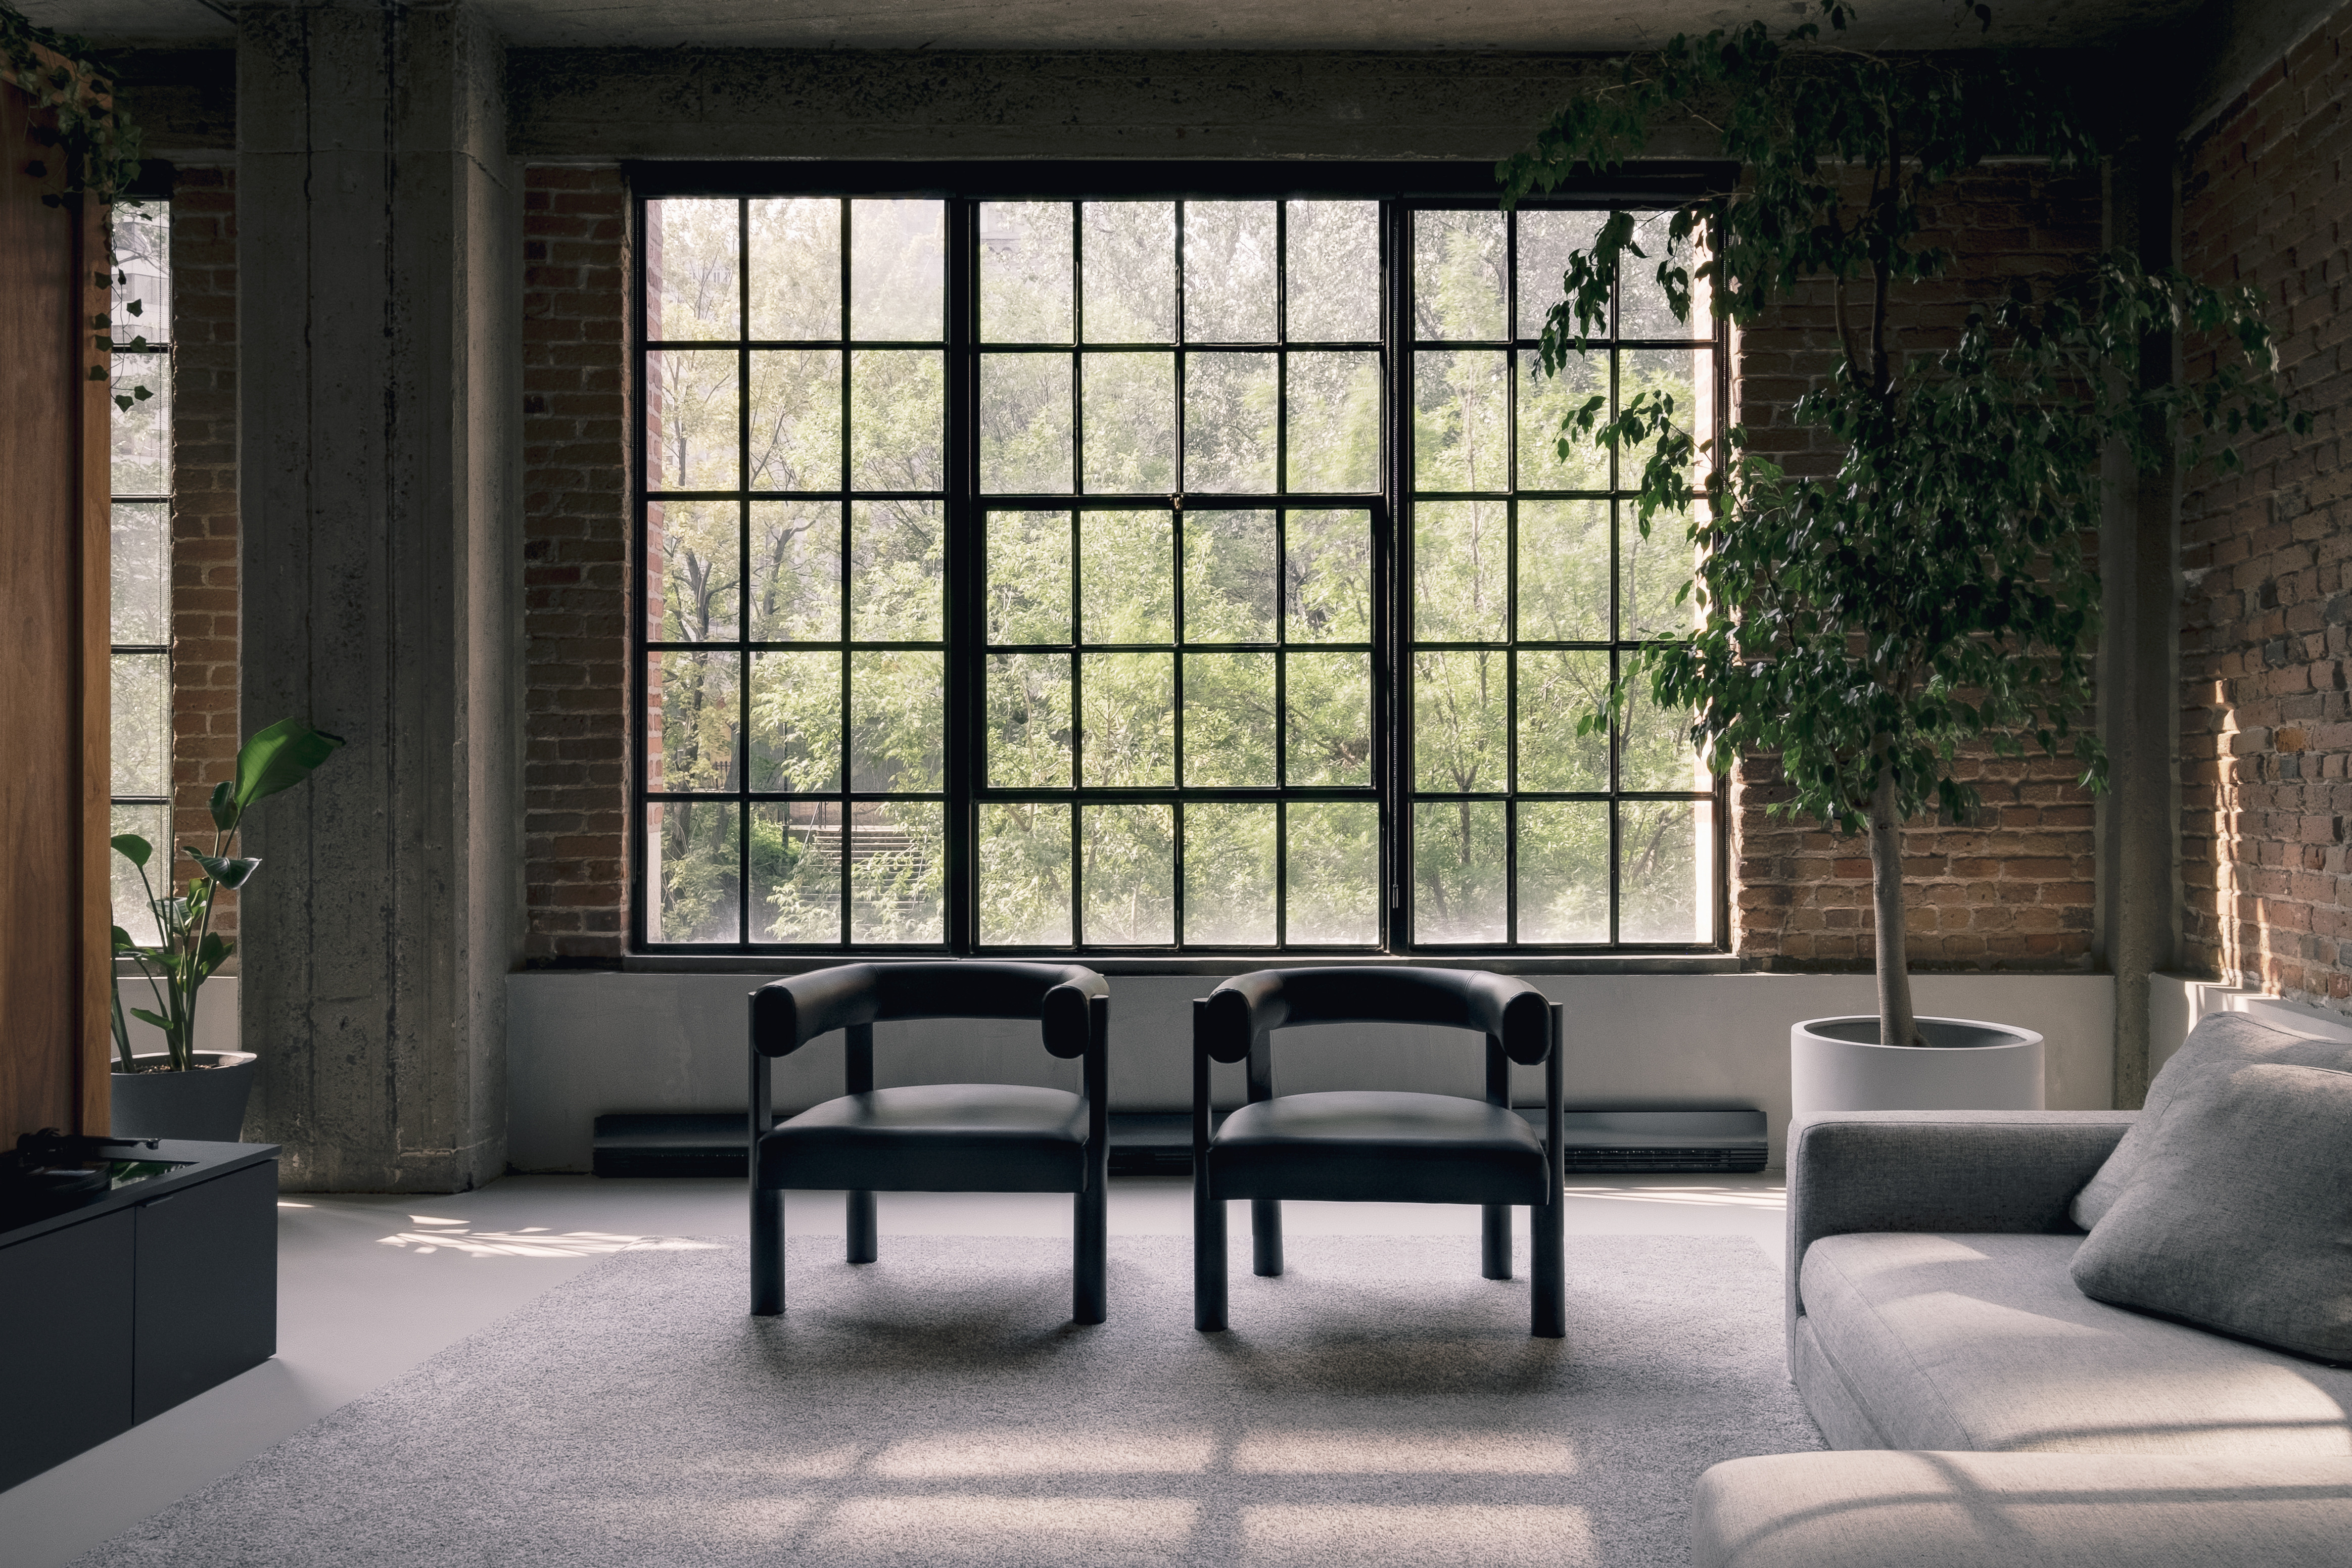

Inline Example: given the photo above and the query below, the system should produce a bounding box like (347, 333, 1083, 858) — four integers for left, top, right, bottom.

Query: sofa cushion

(1692, 1450, 2352, 1568)
(2073, 1011, 2352, 1229)
(1799, 1231, 2352, 1454)
(2072, 1063, 2352, 1363)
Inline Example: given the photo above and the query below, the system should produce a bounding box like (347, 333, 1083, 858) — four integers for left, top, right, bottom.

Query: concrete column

(2094, 132, 2182, 1110)
(237, 0, 521, 1189)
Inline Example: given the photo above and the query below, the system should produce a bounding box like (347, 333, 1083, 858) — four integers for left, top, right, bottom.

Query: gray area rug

(78, 1234, 1821, 1567)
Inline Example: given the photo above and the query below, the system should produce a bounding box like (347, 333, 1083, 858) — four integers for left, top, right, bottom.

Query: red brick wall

(1728, 166, 2104, 970)
(522, 166, 633, 963)
(2180, 7, 2352, 1005)
(170, 166, 240, 936)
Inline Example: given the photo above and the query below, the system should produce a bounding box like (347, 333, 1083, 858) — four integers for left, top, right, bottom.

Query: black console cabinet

(0, 1142, 278, 1491)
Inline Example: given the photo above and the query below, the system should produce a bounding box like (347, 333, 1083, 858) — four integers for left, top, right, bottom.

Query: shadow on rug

(76, 1234, 1822, 1567)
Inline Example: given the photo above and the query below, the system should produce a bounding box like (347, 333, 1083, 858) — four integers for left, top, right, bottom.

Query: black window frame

(629, 160, 1731, 959)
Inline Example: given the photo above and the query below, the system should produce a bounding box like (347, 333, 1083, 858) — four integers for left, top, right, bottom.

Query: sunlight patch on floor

(373, 1225, 722, 1258)
(1565, 1184, 1785, 1210)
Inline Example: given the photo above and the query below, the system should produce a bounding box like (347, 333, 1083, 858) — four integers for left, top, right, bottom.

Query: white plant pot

(1791, 1016, 2044, 1119)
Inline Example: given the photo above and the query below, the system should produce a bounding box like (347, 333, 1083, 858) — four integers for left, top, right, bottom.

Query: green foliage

(0, 2, 143, 204)
(110, 720, 344, 1072)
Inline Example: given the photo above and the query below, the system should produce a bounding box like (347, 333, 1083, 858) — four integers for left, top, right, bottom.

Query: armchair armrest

(1786, 1110, 2137, 1355)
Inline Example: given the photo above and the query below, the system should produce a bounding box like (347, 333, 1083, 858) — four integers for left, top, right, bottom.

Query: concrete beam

(238, 0, 522, 1191)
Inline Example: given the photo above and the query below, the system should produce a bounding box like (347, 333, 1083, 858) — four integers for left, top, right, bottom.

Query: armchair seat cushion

(758, 1084, 1088, 1193)
(1208, 1089, 1547, 1205)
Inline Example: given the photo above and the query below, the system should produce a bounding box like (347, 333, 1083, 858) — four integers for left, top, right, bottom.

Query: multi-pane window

(637, 173, 1722, 955)
(110, 200, 171, 944)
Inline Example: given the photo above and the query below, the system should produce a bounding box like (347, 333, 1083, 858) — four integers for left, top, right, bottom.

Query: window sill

(619, 952, 1744, 977)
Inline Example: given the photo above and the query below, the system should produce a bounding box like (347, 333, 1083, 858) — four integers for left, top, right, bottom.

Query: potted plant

(1503, 2, 2304, 1112)
(110, 718, 343, 1139)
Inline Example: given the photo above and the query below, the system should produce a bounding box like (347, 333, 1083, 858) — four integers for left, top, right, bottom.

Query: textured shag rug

(76, 1233, 1821, 1567)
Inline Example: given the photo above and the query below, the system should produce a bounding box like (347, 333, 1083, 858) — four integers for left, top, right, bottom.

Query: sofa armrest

(1785, 1110, 2136, 1362)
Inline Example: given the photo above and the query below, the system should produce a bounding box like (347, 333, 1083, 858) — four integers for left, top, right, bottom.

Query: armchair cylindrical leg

(846, 1190, 877, 1264)
(1194, 1169, 1228, 1331)
(1074, 1182, 1107, 1324)
(750, 1188, 785, 1316)
(1530, 1198, 1566, 1338)
(1481, 1203, 1512, 1279)
(1250, 1198, 1284, 1276)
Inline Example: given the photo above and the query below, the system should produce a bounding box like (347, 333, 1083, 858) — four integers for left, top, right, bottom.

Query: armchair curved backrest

(752, 961, 1109, 1060)
(1200, 966, 1550, 1066)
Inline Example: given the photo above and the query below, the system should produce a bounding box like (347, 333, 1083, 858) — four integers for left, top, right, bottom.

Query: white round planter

(111, 1050, 259, 1142)
(1791, 1016, 2044, 1118)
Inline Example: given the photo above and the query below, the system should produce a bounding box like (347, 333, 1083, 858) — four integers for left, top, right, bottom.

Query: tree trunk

(1868, 763, 1921, 1049)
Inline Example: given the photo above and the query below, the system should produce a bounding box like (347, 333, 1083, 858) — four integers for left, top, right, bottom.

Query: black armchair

(748, 961, 1110, 1322)
(1191, 967, 1565, 1337)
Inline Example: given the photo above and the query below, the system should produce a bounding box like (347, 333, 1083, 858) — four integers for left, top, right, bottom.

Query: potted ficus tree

(1504, 2, 2304, 1112)
(111, 718, 343, 1140)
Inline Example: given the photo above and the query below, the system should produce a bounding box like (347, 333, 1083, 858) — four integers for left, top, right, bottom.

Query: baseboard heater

(592, 1108, 1765, 1178)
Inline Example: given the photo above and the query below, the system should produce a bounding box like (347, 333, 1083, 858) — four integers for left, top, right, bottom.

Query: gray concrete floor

(0, 1172, 1784, 1568)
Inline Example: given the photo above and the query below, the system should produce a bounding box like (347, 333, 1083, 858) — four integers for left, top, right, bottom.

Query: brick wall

(170, 166, 240, 935)
(522, 166, 633, 963)
(1728, 166, 2104, 970)
(2179, 6, 2352, 1005)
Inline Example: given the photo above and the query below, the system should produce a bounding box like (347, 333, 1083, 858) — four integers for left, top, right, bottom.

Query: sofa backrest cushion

(2071, 1061, 2352, 1363)
(2071, 1011, 2352, 1229)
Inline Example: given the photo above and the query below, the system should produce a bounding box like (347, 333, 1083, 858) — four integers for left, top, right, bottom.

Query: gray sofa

(1694, 1101, 2352, 1566)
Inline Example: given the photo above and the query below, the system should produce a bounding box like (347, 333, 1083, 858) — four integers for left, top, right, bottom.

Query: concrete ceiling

(28, 0, 2203, 52)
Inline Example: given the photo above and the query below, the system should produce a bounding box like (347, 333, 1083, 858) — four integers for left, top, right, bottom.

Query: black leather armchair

(1191, 967, 1565, 1337)
(748, 961, 1110, 1322)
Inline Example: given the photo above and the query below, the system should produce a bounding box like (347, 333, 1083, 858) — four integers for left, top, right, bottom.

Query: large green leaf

(197, 932, 234, 976)
(186, 848, 261, 890)
(129, 1008, 169, 1031)
(208, 779, 237, 833)
(232, 718, 346, 812)
(111, 923, 137, 954)
(111, 833, 152, 868)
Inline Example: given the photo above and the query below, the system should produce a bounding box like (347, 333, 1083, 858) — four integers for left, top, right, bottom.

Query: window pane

(648, 350, 737, 491)
(1082, 803, 1174, 944)
(1413, 649, 1506, 794)
(1518, 801, 1608, 943)
(1413, 210, 1506, 341)
(1082, 202, 1176, 342)
(981, 201, 1073, 344)
(1287, 801, 1379, 944)
(111, 201, 170, 342)
(111, 501, 169, 645)
(1286, 651, 1371, 787)
(1285, 511, 1372, 645)
(1183, 510, 1276, 644)
(1081, 352, 1175, 492)
(1515, 650, 1609, 792)
(988, 510, 1072, 645)
(987, 653, 1072, 787)
(850, 200, 944, 341)
(851, 650, 944, 792)
(748, 650, 840, 792)
(110, 652, 169, 797)
(1622, 507, 1700, 641)
(1621, 346, 1712, 497)
(1184, 801, 1276, 945)
(1285, 201, 1379, 343)
(1184, 202, 1277, 343)
(851, 800, 945, 942)
(1081, 651, 1174, 787)
(749, 198, 840, 340)
(647, 800, 740, 943)
(110, 801, 170, 948)
(849, 350, 942, 489)
(1413, 350, 1508, 492)
(1619, 798, 1712, 943)
(752, 801, 840, 943)
(1285, 352, 1379, 494)
(850, 500, 942, 641)
(1620, 210, 1702, 339)
(749, 501, 841, 641)
(1621, 683, 1708, 792)
(648, 198, 739, 341)
(647, 650, 738, 793)
(981, 354, 1074, 493)
(980, 802, 1073, 945)
(1183, 652, 1276, 787)
(652, 499, 740, 642)
(110, 355, 169, 496)
(1413, 499, 1507, 643)
(1518, 500, 1609, 643)
(746, 349, 841, 490)
(1184, 351, 1276, 493)
(1517, 350, 1609, 491)
(1414, 799, 1506, 943)
(1080, 510, 1173, 644)
(1515, 209, 1604, 340)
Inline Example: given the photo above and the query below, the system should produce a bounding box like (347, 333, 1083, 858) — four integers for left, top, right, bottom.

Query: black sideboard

(0, 1140, 278, 1491)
